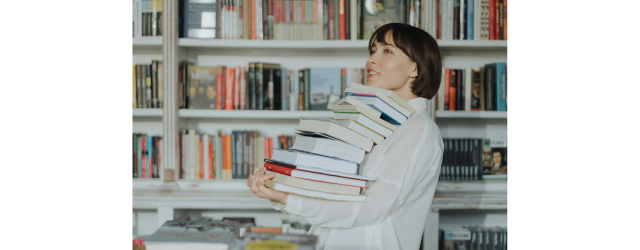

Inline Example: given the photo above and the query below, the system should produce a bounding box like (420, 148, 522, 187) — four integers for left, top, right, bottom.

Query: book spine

(453, 0, 460, 39)
(503, 0, 507, 40)
(471, 69, 480, 111)
(341, 68, 347, 98)
(449, 69, 456, 110)
(148, 135, 153, 178)
(227, 135, 233, 179)
(457, 69, 463, 110)
(304, 69, 310, 110)
(240, 67, 246, 109)
(298, 69, 305, 110)
(467, 0, 473, 39)
(498, 0, 503, 40)
(133, 134, 137, 178)
(484, 65, 493, 110)
(339, 0, 345, 40)
(234, 66, 240, 109)
(479, 66, 485, 110)
(199, 135, 204, 179)
(489, 0, 495, 40)
(496, 63, 506, 111)
(328, 0, 334, 40)
(256, 63, 264, 110)
(333, 0, 339, 40)
(460, 0, 465, 39)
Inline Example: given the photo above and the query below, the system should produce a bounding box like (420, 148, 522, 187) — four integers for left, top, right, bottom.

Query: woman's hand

(246, 168, 289, 204)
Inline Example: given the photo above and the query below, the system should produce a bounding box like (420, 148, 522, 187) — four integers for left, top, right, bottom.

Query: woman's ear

(409, 62, 418, 78)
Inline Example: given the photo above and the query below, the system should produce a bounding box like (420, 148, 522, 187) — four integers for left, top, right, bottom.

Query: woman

(247, 23, 443, 250)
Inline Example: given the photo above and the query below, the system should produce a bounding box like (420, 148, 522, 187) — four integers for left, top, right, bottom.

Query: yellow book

(132, 65, 137, 108)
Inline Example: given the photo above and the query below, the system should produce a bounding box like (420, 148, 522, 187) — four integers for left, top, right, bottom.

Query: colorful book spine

(495, 63, 506, 111)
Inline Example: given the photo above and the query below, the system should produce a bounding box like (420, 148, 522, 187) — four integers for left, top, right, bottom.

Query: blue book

(495, 63, 507, 111)
(467, 0, 474, 40)
(183, 0, 218, 38)
(309, 68, 342, 110)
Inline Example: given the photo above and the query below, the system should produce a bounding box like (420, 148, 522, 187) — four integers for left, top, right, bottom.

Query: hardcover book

(362, 0, 404, 39)
(309, 68, 342, 110)
(183, 0, 219, 38)
(188, 66, 218, 109)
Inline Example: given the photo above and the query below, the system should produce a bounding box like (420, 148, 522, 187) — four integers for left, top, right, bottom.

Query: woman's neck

(393, 81, 419, 102)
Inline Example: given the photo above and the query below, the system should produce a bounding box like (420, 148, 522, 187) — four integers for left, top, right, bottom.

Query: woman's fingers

(258, 173, 276, 185)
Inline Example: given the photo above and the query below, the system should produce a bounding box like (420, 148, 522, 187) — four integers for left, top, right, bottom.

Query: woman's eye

(384, 49, 392, 54)
(369, 50, 375, 55)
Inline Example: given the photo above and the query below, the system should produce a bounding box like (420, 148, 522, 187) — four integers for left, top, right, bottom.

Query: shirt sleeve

(272, 116, 443, 228)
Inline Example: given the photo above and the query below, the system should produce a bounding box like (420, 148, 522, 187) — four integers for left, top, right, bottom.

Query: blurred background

(132, 0, 507, 249)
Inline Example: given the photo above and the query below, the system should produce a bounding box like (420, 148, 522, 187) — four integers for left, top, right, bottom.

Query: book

(234, 233, 318, 250)
(348, 81, 415, 114)
(329, 105, 396, 132)
(264, 159, 373, 183)
(495, 62, 507, 111)
(183, 0, 219, 38)
(347, 95, 407, 125)
(187, 66, 217, 109)
(332, 112, 393, 137)
(144, 220, 240, 250)
(270, 148, 358, 174)
(442, 229, 472, 250)
(308, 68, 342, 110)
(296, 117, 374, 152)
(332, 118, 385, 144)
(266, 170, 360, 195)
(292, 132, 365, 163)
(344, 87, 412, 117)
(482, 137, 506, 180)
(465, 68, 472, 111)
(265, 179, 366, 201)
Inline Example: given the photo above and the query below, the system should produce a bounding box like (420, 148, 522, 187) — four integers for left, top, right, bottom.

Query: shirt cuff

(284, 194, 304, 215)
(270, 200, 286, 211)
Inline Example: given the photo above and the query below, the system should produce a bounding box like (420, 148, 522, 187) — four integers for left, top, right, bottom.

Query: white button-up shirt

(271, 97, 443, 250)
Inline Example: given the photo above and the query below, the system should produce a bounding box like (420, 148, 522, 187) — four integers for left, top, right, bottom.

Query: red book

(216, 66, 223, 109)
(221, 135, 227, 179)
(225, 67, 235, 110)
(444, 68, 450, 110)
(328, 0, 335, 40)
(263, 161, 367, 188)
(490, 1, 497, 39)
(226, 135, 232, 179)
(449, 70, 457, 111)
(199, 136, 204, 179)
(234, 66, 240, 110)
(209, 139, 214, 179)
(339, 0, 345, 40)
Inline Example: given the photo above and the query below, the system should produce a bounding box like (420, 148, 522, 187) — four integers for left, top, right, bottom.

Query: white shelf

(132, 180, 506, 210)
(436, 111, 507, 118)
(132, 109, 162, 117)
(133, 38, 507, 50)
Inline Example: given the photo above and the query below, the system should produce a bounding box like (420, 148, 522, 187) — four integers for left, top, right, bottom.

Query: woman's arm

(251, 119, 443, 228)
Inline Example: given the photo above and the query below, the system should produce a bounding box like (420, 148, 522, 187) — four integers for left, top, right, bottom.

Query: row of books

(432, 0, 507, 41)
(133, 0, 163, 37)
(178, 61, 370, 111)
(133, 134, 163, 179)
(436, 62, 507, 111)
(438, 137, 507, 181)
(440, 226, 507, 250)
(142, 220, 317, 250)
(133, 61, 164, 109)
(178, 0, 429, 40)
(177, 130, 294, 180)
(263, 83, 416, 201)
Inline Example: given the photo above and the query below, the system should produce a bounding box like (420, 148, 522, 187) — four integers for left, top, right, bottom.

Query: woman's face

(365, 33, 417, 91)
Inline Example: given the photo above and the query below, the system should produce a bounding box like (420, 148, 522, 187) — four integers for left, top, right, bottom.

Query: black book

(445, 139, 451, 180)
(453, 0, 460, 40)
(273, 66, 282, 110)
(323, 0, 329, 40)
(248, 63, 255, 110)
(237, 131, 244, 179)
(439, 139, 445, 180)
(255, 63, 264, 110)
(244, 131, 250, 178)
(232, 131, 237, 179)
(151, 61, 159, 108)
(304, 69, 310, 110)
(462, 139, 467, 180)
(455, 139, 461, 180)
(484, 64, 495, 111)
(457, 69, 464, 110)
(439, 229, 445, 250)
(345, 0, 350, 39)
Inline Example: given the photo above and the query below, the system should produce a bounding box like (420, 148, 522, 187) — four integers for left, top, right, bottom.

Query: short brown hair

(368, 23, 442, 100)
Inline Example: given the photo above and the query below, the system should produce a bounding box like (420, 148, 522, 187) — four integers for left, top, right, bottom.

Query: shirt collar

(407, 97, 429, 111)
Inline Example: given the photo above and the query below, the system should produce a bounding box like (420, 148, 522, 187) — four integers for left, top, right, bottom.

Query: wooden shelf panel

(436, 111, 507, 118)
(133, 38, 507, 50)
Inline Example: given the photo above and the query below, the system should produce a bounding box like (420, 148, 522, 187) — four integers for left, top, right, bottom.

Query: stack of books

(262, 82, 416, 202)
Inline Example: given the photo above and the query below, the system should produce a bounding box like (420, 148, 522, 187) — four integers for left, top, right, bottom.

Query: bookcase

(132, 2, 507, 249)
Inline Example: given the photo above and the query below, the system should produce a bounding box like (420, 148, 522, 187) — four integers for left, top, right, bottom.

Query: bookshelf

(132, 1, 507, 246)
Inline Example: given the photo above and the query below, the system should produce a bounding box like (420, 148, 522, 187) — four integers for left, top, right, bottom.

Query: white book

(344, 87, 412, 117)
(292, 132, 365, 163)
(271, 148, 358, 174)
(266, 180, 366, 202)
(348, 82, 415, 114)
(297, 117, 374, 152)
(181, 131, 187, 180)
(460, 0, 465, 40)
(474, 0, 481, 40)
(194, 132, 200, 179)
(265, 158, 374, 182)
(350, 0, 356, 40)
(465, 68, 472, 111)
(333, 113, 393, 137)
(332, 119, 385, 145)
(348, 95, 408, 125)
(188, 129, 196, 180)
(448, 0, 454, 40)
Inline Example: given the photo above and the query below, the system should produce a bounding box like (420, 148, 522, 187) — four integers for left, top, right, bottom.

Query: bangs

(367, 24, 417, 63)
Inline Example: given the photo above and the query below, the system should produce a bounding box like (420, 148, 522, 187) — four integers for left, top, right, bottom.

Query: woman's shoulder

(401, 110, 440, 134)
